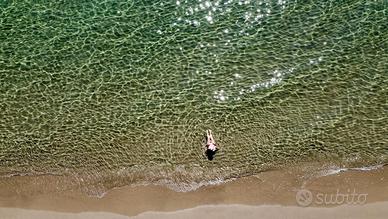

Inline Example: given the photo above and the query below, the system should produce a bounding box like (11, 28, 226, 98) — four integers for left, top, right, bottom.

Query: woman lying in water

(204, 130, 218, 160)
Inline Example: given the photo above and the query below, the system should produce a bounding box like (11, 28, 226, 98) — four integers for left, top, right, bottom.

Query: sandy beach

(0, 164, 387, 218)
(1, 202, 388, 219)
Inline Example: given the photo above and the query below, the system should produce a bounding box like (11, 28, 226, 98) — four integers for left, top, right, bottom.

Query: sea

(0, 0, 387, 195)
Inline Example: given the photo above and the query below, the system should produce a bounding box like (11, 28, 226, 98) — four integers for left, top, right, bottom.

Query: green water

(0, 0, 387, 191)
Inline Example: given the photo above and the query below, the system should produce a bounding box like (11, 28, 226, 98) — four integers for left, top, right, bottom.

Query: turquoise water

(0, 0, 387, 192)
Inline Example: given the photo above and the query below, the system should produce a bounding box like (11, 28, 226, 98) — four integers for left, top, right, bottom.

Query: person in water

(204, 130, 218, 160)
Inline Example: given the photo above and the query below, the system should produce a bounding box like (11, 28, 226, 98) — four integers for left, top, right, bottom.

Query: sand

(0, 164, 387, 218)
(1, 203, 388, 219)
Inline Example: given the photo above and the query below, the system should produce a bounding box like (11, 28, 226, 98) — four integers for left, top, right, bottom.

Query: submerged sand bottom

(0, 164, 387, 218)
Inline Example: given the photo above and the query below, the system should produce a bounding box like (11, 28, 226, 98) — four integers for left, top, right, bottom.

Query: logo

(296, 189, 313, 206)
(295, 188, 368, 207)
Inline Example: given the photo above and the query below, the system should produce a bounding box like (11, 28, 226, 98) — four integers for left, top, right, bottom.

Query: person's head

(206, 149, 216, 160)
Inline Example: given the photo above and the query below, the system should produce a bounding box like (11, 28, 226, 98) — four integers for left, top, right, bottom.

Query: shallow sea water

(0, 0, 387, 193)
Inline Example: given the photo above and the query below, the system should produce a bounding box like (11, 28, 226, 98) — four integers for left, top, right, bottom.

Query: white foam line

(317, 164, 385, 177)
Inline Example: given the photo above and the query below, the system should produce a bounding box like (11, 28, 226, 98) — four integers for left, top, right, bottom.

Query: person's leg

(208, 130, 215, 144)
(204, 130, 210, 149)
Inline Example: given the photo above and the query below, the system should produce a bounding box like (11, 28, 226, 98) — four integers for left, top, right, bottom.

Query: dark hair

(205, 148, 217, 161)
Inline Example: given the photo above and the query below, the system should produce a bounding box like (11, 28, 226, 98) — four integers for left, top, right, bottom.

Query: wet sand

(2, 203, 388, 219)
(0, 164, 387, 218)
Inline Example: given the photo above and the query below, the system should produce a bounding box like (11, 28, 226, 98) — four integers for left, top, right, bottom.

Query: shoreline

(0, 164, 387, 218)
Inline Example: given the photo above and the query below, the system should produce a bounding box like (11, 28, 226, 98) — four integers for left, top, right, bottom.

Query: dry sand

(0, 164, 387, 218)
(2, 202, 388, 219)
